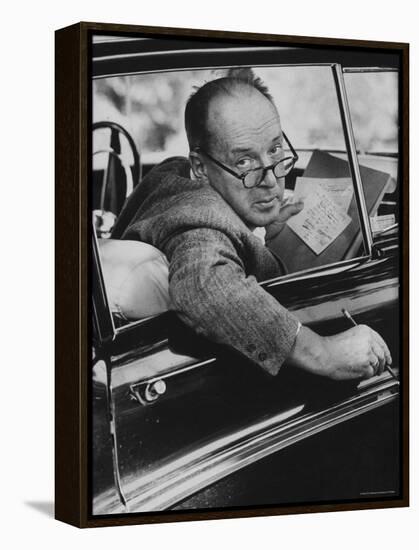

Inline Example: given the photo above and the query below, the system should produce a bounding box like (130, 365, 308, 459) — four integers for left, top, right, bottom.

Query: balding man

(113, 70, 391, 380)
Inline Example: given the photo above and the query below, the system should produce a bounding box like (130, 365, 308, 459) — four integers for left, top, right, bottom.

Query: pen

(341, 308, 399, 382)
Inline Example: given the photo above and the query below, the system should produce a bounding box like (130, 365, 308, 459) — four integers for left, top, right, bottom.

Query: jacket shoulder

(124, 157, 249, 246)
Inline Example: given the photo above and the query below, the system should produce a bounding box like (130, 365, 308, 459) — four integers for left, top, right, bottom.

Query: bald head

(206, 87, 280, 158)
(184, 71, 276, 153)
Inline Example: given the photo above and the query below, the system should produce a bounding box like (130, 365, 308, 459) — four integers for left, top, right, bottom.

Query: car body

(91, 34, 403, 516)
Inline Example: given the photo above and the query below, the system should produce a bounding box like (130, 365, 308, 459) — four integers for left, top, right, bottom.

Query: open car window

(92, 64, 397, 333)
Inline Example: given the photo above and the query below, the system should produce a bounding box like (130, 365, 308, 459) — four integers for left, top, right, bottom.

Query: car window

(92, 65, 393, 330)
(344, 70, 398, 154)
(344, 70, 399, 239)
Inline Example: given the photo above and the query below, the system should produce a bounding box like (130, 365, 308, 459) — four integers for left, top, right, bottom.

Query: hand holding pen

(342, 309, 399, 382)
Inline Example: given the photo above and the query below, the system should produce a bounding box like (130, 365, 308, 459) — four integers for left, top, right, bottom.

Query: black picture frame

(55, 21, 409, 528)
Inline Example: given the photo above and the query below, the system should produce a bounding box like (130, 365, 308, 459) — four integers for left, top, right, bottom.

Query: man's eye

(236, 158, 253, 170)
(270, 144, 284, 156)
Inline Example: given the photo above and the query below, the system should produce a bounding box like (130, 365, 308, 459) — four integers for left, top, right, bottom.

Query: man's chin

(247, 206, 281, 228)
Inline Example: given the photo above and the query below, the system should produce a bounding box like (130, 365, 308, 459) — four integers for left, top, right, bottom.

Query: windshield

(344, 70, 398, 155)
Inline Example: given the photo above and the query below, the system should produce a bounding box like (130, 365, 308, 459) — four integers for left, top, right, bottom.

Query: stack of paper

(286, 177, 354, 255)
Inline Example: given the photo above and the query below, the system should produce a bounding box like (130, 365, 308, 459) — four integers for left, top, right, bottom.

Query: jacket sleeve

(165, 227, 300, 375)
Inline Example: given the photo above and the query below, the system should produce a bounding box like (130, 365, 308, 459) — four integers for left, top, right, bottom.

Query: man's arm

(166, 227, 392, 379)
(166, 227, 300, 376)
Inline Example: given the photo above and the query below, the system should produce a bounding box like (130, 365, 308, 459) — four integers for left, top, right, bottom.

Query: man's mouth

(255, 196, 279, 208)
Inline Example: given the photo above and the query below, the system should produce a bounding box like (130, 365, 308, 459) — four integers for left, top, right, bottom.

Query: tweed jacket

(113, 157, 300, 375)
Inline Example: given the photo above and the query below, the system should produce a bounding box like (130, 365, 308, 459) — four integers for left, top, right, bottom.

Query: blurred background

(93, 66, 398, 169)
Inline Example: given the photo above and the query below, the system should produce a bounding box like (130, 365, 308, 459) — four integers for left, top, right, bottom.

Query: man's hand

(265, 200, 304, 241)
(277, 200, 304, 223)
(286, 324, 392, 381)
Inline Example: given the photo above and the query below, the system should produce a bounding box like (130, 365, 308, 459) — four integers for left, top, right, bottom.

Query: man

(113, 70, 392, 380)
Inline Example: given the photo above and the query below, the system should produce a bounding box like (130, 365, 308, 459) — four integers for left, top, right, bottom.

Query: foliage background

(93, 64, 398, 166)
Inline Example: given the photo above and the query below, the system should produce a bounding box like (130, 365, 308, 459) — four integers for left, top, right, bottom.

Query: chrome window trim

(92, 229, 116, 343)
(332, 63, 373, 258)
(93, 61, 341, 81)
(93, 46, 298, 63)
(343, 67, 399, 73)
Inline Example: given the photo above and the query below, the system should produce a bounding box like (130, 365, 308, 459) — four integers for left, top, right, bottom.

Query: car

(90, 32, 403, 516)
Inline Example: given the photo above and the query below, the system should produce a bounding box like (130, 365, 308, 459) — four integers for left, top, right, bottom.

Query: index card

(286, 181, 352, 255)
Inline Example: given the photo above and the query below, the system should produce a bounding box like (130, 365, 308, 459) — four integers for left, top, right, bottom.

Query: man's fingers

(277, 201, 304, 223)
(289, 200, 304, 213)
(363, 364, 376, 380)
(371, 330, 392, 366)
(370, 343, 385, 375)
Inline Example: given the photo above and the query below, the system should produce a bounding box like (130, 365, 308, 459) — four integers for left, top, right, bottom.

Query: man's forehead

(207, 89, 281, 150)
(208, 86, 275, 115)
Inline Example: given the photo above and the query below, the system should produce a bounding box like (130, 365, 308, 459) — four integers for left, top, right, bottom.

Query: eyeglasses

(195, 132, 299, 189)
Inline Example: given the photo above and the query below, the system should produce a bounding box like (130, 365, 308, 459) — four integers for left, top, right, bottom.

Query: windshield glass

(344, 70, 399, 237)
(344, 70, 398, 155)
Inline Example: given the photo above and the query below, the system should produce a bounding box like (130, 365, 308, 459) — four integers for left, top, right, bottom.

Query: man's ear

(189, 151, 209, 181)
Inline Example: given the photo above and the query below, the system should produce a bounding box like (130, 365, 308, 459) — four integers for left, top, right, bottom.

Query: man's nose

(260, 166, 280, 188)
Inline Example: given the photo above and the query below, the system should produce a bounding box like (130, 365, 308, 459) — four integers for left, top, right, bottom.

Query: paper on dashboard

(286, 179, 352, 255)
(291, 177, 354, 212)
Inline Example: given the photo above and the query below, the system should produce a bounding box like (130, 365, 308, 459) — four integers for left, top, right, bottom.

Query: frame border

(55, 21, 409, 528)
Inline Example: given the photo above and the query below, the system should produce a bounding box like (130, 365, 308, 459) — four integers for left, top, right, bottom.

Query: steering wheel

(93, 121, 141, 216)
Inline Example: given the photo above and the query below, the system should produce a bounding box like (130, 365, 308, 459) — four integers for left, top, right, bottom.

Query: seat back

(98, 239, 171, 320)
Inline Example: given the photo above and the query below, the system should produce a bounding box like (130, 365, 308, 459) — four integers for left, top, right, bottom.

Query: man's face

(203, 89, 285, 229)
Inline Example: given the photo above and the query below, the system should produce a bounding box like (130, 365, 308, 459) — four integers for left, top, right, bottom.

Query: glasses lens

(273, 157, 294, 178)
(243, 170, 263, 188)
(243, 157, 295, 188)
